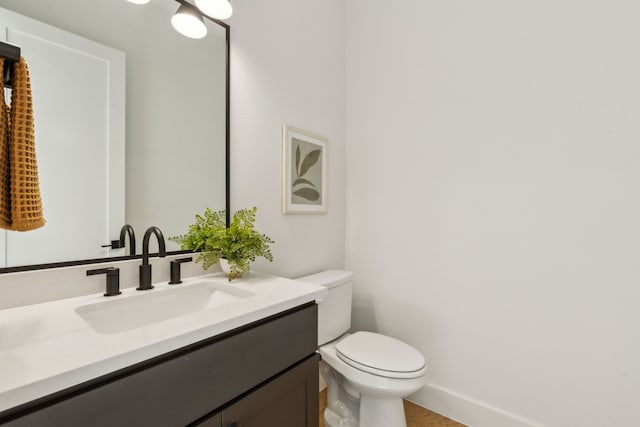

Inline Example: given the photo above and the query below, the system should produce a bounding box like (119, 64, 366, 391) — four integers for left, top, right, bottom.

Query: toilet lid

(335, 332, 427, 379)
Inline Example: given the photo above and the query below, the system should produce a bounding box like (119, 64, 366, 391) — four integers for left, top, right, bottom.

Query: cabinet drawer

(1, 303, 318, 427)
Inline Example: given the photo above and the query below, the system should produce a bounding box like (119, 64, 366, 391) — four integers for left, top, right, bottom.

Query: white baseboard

(408, 384, 543, 427)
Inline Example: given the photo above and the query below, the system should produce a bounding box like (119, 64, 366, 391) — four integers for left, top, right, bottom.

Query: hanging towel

(0, 56, 45, 231)
(0, 58, 13, 229)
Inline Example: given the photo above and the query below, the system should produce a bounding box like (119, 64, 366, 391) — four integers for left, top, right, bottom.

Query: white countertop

(0, 272, 327, 414)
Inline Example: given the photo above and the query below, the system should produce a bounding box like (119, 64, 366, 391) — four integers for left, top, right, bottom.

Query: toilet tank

(296, 270, 354, 346)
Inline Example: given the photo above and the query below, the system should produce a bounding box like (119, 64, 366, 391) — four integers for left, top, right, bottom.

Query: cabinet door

(221, 354, 319, 427)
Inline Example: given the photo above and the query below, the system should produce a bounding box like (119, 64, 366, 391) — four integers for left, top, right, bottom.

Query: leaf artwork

(292, 178, 315, 188)
(298, 149, 321, 178)
(290, 138, 323, 207)
(293, 187, 320, 201)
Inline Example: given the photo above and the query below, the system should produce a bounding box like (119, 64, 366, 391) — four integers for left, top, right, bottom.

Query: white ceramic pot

(219, 258, 231, 274)
(219, 258, 246, 279)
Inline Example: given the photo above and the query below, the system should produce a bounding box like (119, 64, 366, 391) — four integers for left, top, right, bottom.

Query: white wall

(228, 0, 346, 278)
(346, 1, 640, 426)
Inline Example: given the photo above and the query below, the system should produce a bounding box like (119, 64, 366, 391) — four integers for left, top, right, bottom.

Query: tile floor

(319, 389, 467, 427)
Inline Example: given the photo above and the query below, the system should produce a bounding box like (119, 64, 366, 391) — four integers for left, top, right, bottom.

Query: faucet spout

(138, 226, 167, 291)
(119, 224, 136, 256)
(142, 226, 166, 265)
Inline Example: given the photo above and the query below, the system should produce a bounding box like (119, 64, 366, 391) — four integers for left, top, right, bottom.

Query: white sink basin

(75, 281, 255, 334)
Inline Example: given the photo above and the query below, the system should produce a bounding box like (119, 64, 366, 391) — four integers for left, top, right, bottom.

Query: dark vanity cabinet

(198, 355, 319, 427)
(0, 303, 319, 427)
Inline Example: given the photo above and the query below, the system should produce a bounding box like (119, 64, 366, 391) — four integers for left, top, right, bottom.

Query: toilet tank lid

(296, 270, 354, 289)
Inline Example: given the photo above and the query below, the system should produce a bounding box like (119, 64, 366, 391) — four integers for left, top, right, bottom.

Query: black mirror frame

(0, 16, 230, 274)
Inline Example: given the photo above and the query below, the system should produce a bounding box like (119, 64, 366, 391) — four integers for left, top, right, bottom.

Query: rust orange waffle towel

(0, 59, 10, 229)
(0, 56, 45, 231)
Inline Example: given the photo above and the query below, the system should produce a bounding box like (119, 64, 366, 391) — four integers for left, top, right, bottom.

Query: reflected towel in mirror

(0, 56, 45, 231)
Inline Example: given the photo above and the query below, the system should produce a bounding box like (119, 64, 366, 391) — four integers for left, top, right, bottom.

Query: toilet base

(360, 395, 407, 427)
(324, 406, 358, 427)
(323, 395, 407, 427)
(321, 358, 411, 427)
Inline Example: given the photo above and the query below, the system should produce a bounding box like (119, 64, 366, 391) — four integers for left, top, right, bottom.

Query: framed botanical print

(282, 125, 328, 214)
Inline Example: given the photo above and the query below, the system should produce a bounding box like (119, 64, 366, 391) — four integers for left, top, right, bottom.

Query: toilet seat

(335, 331, 426, 379)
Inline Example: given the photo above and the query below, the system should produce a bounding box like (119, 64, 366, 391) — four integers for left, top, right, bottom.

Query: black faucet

(119, 224, 136, 255)
(87, 267, 121, 297)
(169, 257, 193, 285)
(101, 224, 136, 255)
(137, 226, 166, 291)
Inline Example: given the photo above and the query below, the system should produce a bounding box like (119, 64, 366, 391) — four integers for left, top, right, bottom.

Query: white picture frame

(282, 125, 328, 214)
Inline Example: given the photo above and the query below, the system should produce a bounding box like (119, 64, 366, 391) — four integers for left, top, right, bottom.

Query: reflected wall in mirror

(0, 0, 228, 270)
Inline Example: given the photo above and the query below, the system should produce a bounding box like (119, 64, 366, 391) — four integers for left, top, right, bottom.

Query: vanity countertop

(0, 272, 327, 413)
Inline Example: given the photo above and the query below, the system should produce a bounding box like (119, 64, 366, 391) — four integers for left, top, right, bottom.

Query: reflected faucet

(119, 224, 136, 256)
(137, 226, 166, 291)
(101, 224, 136, 255)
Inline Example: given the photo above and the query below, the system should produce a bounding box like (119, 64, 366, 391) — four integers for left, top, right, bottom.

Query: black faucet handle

(87, 267, 121, 297)
(169, 257, 193, 285)
(101, 240, 123, 249)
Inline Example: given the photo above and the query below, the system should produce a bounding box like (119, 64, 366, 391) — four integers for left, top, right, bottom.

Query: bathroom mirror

(0, 0, 229, 271)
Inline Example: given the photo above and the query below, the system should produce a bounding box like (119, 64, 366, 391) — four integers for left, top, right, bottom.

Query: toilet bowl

(296, 270, 427, 427)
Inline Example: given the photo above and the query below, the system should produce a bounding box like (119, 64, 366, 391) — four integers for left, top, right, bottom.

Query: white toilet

(297, 270, 427, 427)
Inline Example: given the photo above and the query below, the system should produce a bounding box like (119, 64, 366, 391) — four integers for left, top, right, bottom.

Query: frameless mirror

(0, 0, 229, 271)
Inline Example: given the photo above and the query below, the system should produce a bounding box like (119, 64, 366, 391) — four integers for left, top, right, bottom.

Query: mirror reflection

(0, 0, 228, 270)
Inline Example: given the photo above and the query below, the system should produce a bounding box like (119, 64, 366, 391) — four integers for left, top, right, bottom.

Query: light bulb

(171, 5, 208, 39)
(195, 0, 233, 20)
(126, 0, 150, 4)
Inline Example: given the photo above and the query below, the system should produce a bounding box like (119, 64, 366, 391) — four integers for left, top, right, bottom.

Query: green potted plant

(170, 207, 274, 280)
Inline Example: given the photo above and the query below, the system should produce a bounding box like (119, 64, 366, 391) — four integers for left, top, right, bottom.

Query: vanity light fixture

(194, 0, 233, 20)
(171, 3, 208, 39)
(124, 0, 230, 38)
